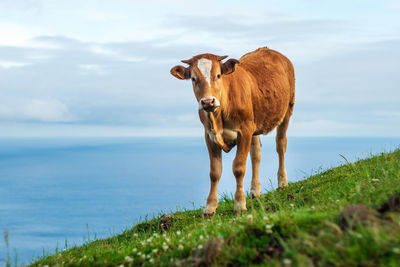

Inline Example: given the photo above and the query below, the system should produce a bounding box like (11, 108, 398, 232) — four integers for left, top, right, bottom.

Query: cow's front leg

(204, 134, 222, 217)
(233, 131, 252, 215)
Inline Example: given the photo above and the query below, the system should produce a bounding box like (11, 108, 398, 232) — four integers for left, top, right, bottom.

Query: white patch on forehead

(197, 58, 212, 86)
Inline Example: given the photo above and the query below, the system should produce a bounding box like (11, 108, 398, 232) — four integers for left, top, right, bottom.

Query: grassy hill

(29, 149, 400, 266)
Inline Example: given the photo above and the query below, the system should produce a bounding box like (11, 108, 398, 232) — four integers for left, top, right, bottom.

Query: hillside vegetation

(30, 149, 400, 266)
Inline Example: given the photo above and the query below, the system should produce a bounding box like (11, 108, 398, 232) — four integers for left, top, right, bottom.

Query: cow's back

(239, 47, 295, 134)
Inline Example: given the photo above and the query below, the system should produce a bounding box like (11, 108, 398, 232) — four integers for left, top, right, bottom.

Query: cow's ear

(170, 65, 190, 80)
(221, 59, 239, 75)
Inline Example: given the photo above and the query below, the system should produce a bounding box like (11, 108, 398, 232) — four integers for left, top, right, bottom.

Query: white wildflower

(199, 235, 204, 241)
(290, 203, 294, 208)
(125, 256, 133, 263)
(118, 264, 124, 267)
(149, 258, 154, 264)
(283, 258, 292, 266)
(266, 224, 273, 234)
(133, 233, 138, 238)
(371, 178, 380, 182)
(152, 249, 158, 254)
(176, 231, 181, 236)
(246, 214, 253, 220)
(162, 242, 169, 251)
(178, 244, 184, 251)
(132, 248, 137, 253)
(197, 244, 203, 249)
(393, 247, 400, 254)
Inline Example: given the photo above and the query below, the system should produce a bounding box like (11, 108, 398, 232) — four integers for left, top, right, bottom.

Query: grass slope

(30, 150, 400, 266)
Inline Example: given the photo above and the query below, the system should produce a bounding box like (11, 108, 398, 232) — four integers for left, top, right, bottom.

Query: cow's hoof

(203, 210, 215, 217)
(234, 208, 247, 216)
(234, 200, 247, 215)
(277, 185, 288, 192)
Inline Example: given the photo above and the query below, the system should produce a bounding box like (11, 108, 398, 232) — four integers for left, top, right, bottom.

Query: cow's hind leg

(276, 110, 292, 189)
(250, 135, 261, 198)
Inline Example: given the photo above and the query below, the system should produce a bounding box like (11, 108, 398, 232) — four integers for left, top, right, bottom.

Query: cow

(170, 47, 295, 216)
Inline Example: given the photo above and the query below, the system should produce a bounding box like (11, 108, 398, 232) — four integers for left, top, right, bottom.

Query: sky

(0, 0, 399, 137)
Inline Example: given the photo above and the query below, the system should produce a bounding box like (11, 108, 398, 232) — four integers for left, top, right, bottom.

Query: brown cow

(170, 47, 295, 216)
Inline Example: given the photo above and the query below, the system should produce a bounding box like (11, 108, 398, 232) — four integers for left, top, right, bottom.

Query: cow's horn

(181, 59, 192, 64)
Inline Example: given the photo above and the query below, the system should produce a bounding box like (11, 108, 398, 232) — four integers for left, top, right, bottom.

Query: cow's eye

(217, 74, 221, 79)
(191, 77, 196, 82)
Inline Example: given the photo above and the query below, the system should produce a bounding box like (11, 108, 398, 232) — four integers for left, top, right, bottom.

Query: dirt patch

(159, 214, 174, 231)
(378, 193, 400, 213)
(176, 238, 223, 267)
(243, 224, 284, 264)
(339, 204, 381, 230)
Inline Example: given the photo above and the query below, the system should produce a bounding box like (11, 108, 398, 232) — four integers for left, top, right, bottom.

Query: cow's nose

(200, 97, 219, 112)
(201, 97, 215, 107)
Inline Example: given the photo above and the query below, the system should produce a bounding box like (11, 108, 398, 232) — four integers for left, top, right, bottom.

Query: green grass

(30, 149, 400, 266)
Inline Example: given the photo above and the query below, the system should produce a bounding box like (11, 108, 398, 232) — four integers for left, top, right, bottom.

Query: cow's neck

(207, 110, 230, 152)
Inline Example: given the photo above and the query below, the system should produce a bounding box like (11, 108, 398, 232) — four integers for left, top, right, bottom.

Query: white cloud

(79, 64, 107, 75)
(89, 45, 145, 62)
(0, 22, 40, 46)
(0, 22, 58, 48)
(0, 60, 31, 69)
(0, 99, 74, 122)
(89, 45, 118, 57)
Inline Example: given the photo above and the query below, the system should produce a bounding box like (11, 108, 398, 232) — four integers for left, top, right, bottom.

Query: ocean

(0, 136, 399, 264)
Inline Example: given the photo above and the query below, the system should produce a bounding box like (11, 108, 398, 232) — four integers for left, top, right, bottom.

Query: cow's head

(170, 54, 239, 112)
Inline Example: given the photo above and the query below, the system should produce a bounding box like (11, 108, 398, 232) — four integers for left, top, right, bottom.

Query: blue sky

(0, 0, 399, 137)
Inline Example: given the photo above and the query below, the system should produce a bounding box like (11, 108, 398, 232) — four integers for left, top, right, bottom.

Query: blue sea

(0, 136, 399, 264)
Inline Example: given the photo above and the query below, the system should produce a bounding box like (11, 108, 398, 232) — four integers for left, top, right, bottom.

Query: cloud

(79, 64, 107, 75)
(0, 98, 74, 122)
(0, 60, 31, 69)
(1, 33, 399, 136)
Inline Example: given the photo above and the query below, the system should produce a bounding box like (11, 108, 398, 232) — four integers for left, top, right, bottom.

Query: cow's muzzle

(199, 97, 220, 112)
